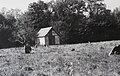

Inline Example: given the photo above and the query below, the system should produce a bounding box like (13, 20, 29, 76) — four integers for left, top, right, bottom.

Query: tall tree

(12, 12, 37, 46)
(112, 7, 120, 39)
(0, 13, 16, 48)
(27, 0, 51, 29)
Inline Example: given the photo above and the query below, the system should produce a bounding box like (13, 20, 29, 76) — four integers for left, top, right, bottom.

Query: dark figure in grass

(25, 43, 31, 54)
(109, 45, 120, 56)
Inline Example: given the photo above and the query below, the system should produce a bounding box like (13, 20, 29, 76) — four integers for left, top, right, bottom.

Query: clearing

(0, 40, 120, 76)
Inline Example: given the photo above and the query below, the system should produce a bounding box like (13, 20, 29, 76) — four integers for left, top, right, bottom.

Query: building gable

(37, 27, 52, 37)
(37, 27, 60, 37)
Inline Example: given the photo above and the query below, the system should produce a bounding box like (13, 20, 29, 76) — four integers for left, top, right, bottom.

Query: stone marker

(25, 43, 31, 54)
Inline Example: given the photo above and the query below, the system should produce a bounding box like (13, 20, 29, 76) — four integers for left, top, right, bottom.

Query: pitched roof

(37, 27, 52, 37)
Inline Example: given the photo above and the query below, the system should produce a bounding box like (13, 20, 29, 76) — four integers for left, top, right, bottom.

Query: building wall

(45, 36, 49, 45)
(55, 36, 60, 44)
(39, 37, 45, 45)
(48, 30, 53, 45)
(49, 30, 60, 45)
(52, 30, 60, 45)
(48, 29, 60, 45)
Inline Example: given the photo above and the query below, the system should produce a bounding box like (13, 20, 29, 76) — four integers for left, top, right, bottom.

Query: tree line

(0, 0, 120, 48)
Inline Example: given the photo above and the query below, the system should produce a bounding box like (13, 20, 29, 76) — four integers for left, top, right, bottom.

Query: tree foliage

(27, 0, 51, 29)
(12, 12, 37, 46)
(0, 13, 16, 48)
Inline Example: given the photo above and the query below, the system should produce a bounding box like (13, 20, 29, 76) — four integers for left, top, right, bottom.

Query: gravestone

(25, 43, 31, 54)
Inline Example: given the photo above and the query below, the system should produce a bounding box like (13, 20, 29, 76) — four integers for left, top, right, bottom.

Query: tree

(27, 0, 51, 29)
(0, 13, 16, 48)
(112, 7, 120, 39)
(113, 7, 120, 26)
(12, 12, 37, 46)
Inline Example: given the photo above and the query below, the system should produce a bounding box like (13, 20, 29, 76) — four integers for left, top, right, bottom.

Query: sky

(0, 0, 120, 12)
(105, 0, 120, 11)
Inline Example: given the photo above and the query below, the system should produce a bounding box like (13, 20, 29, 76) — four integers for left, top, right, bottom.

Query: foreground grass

(0, 41, 120, 76)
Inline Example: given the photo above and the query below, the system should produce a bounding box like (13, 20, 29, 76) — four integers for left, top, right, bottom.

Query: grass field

(0, 40, 120, 76)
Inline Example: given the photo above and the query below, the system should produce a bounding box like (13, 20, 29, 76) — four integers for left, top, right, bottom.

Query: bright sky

(105, 0, 120, 11)
(0, 0, 119, 12)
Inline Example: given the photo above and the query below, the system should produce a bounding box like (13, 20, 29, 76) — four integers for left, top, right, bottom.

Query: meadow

(0, 40, 120, 76)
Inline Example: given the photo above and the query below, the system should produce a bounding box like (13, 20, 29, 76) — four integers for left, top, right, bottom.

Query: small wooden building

(36, 27, 60, 46)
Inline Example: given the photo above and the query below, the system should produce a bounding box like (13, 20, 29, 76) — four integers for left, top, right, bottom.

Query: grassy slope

(0, 41, 120, 76)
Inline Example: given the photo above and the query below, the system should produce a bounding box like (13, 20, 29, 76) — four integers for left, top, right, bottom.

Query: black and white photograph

(0, 0, 120, 76)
